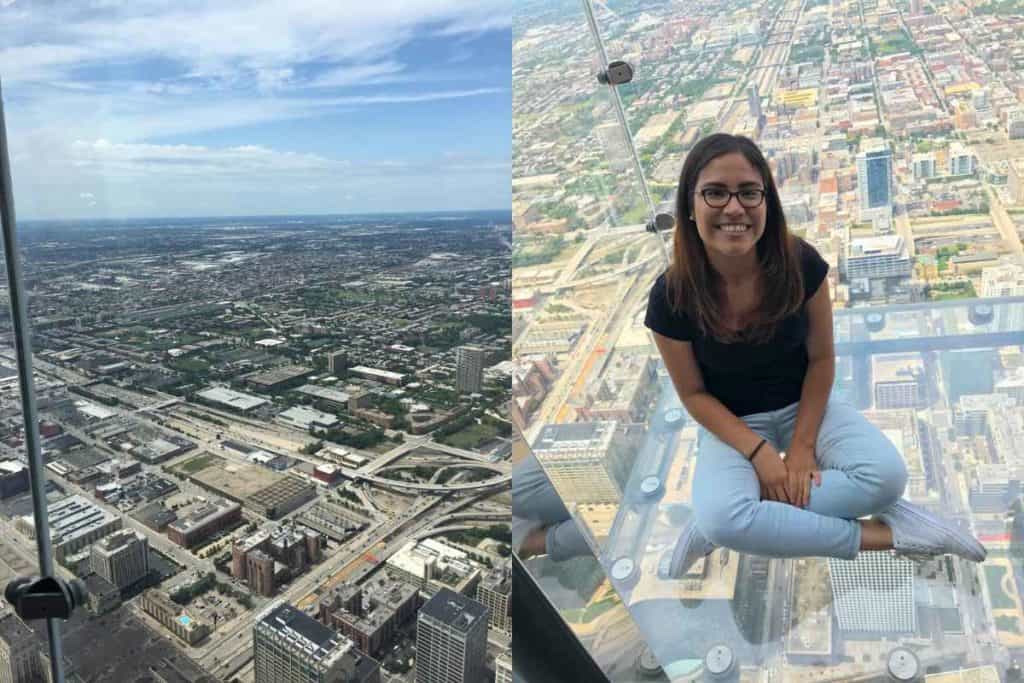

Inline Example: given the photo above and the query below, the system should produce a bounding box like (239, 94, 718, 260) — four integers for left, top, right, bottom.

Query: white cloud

(0, 1, 511, 218)
(8, 136, 508, 218)
(1, 1, 510, 91)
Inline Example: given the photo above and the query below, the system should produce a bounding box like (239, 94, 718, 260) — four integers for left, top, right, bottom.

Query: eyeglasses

(699, 187, 766, 209)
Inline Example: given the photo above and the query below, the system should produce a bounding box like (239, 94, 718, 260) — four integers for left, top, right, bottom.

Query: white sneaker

(876, 499, 987, 563)
(660, 517, 717, 579)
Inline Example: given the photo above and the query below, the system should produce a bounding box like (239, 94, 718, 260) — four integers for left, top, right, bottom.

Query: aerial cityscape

(0, 1, 513, 682)
(513, 0, 1024, 680)
(0, 213, 513, 682)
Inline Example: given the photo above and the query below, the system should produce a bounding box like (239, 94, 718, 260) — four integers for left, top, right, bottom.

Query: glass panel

(515, 0, 1024, 681)
(513, 1, 674, 679)
(3, 4, 512, 683)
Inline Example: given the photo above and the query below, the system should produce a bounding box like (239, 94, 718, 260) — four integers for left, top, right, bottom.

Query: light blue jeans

(692, 396, 908, 560)
(512, 453, 592, 562)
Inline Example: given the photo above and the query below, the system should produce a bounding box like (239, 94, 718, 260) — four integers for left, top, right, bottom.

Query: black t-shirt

(644, 238, 829, 417)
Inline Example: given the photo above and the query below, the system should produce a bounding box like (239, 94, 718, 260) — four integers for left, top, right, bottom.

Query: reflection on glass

(514, 0, 1024, 680)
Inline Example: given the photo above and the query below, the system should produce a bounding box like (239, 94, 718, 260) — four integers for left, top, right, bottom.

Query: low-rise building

(138, 589, 211, 645)
(318, 578, 419, 656)
(166, 498, 241, 548)
(16, 494, 122, 561)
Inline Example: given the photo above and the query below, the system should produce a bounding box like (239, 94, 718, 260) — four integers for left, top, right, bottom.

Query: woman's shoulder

(791, 236, 829, 296)
(645, 270, 697, 341)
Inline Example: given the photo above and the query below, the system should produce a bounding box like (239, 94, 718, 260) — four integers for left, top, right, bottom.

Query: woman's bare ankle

(859, 518, 894, 551)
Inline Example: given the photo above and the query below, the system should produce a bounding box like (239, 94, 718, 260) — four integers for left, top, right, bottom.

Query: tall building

(327, 350, 347, 375)
(455, 345, 485, 394)
(89, 528, 150, 590)
(947, 142, 975, 176)
(828, 554, 916, 634)
(254, 601, 378, 683)
(911, 152, 935, 180)
(318, 579, 419, 657)
(1006, 107, 1024, 139)
(415, 588, 489, 683)
(746, 83, 761, 119)
(495, 651, 513, 683)
(0, 608, 47, 683)
(0, 461, 28, 501)
(247, 550, 276, 597)
(856, 139, 893, 220)
(969, 464, 1021, 513)
(529, 422, 624, 505)
(872, 353, 927, 409)
(475, 562, 511, 635)
(842, 235, 912, 281)
(910, 0, 922, 15)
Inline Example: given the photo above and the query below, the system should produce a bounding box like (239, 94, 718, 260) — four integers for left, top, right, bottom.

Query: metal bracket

(596, 60, 634, 86)
(646, 212, 675, 233)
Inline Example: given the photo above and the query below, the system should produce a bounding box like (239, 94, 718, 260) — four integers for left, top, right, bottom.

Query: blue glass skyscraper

(857, 140, 893, 216)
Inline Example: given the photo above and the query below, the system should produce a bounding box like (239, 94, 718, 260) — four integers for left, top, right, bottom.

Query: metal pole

(579, 0, 670, 263)
(580, 0, 657, 219)
(0, 78, 66, 683)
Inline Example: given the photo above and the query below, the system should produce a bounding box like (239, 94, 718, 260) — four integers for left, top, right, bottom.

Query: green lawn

(177, 453, 222, 474)
(996, 615, 1021, 633)
(985, 565, 1016, 609)
(561, 595, 620, 624)
(437, 422, 500, 450)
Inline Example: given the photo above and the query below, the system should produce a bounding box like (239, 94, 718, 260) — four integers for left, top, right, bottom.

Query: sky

(0, 1, 511, 219)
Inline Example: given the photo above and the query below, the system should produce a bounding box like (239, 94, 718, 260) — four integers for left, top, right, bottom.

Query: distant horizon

(17, 207, 512, 225)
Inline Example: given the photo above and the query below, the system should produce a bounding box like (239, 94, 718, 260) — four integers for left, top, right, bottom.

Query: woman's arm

(651, 331, 766, 458)
(791, 278, 836, 449)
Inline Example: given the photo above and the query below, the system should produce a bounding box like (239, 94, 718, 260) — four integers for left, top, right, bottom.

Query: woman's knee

(876, 451, 908, 505)
(858, 446, 908, 508)
(694, 500, 757, 549)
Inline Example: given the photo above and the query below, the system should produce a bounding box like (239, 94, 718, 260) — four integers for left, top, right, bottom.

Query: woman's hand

(751, 442, 794, 504)
(784, 442, 822, 508)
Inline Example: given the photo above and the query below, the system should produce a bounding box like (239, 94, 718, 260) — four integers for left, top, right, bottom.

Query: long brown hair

(667, 133, 804, 344)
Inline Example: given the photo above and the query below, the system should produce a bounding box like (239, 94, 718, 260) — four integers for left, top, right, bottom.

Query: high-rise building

(911, 153, 935, 180)
(969, 464, 1021, 513)
(842, 235, 912, 281)
(872, 353, 927, 409)
(415, 588, 489, 683)
(247, 550, 276, 597)
(910, 0, 922, 15)
(1006, 107, 1024, 139)
(746, 83, 761, 119)
(947, 142, 975, 176)
(828, 553, 916, 633)
(475, 562, 511, 635)
(0, 461, 29, 500)
(327, 350, 347, 375)
(530, 422, 623, 505)
(856, 139, 893, 220)
(0, 607, 47, 683)
(254, 601, 378, 683)
(455, 345, 485, 394)
(495, 651, 513, 683)
(89, 528, 150, 590)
